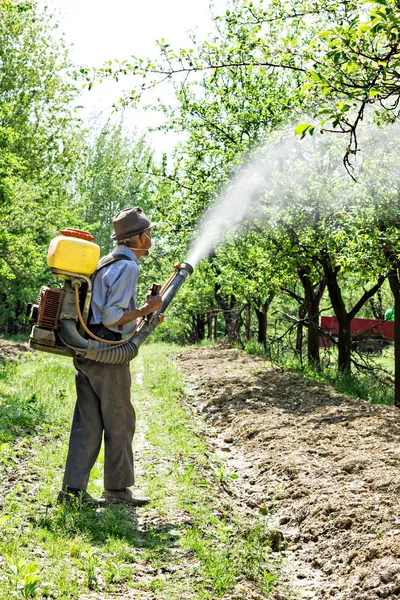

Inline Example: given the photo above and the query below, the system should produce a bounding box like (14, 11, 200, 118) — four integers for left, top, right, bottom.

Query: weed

(213, 464, 239, 482)
(0, 443, 15, 469)
(245, 340, 267, 356)
(148, 577, 165, 591)
(261, 570, 277, 593)
(0, 394, 45, 443)
(79, 548, 99, 590)
(104, 560, 131, 584)
(4, 555, 48, 599)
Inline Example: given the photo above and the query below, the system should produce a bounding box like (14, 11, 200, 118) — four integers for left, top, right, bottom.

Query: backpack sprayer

(28, 229, 193, 364)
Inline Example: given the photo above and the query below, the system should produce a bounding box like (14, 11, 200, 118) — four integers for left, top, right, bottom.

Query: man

(58, 207, 163, 506)
(385, 307, 395, 322)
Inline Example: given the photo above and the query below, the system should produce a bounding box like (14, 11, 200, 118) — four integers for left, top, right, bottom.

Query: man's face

(140, 229, 153, 256)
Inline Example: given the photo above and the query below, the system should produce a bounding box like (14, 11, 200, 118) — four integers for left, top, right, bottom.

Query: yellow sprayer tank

(48, 229, 100, 278)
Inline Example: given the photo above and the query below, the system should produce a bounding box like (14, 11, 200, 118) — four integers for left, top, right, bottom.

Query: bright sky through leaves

(42, 0, 226, 153)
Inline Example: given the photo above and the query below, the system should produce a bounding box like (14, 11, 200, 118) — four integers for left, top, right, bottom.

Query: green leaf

(318, 29, 334, 38)
(0, 515, 10, 524)
(295, 123, 312, 136)
(300, 82, 314, 93)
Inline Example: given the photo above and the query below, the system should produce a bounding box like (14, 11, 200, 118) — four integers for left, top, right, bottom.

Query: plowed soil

(0, 338, 29, 362)
(179, 346, 400, 600)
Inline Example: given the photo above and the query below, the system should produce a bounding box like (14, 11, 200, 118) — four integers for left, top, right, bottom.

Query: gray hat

(111, 207, 157, 241)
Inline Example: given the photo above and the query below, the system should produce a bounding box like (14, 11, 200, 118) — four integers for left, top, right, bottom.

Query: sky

(42, 0, 226, 155)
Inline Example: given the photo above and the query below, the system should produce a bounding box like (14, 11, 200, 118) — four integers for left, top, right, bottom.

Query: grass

(137, 345, 280, 598)
(0, 343, 281, 599)
(0, 333, 29, 343)
(290, 354, 394, 406)
(244, 340, 395, 405)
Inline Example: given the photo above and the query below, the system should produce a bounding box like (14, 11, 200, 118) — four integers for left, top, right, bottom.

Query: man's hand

(144, 292, 163, 314)
(157, 313, 164, 326)
(107, 291, 163, 328)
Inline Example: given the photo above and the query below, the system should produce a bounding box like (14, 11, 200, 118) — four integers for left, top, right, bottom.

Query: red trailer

(320, 316, 394, 353)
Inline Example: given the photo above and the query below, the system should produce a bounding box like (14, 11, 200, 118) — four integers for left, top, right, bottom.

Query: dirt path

(179, 346, 400, 600)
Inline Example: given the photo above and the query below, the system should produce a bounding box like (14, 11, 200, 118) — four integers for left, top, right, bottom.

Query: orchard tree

(353, 126, 400, 405)
(255, 130, 388, 372)
(0, 0, 83, 332)
(215, 231, 284, 348)
(92, 0, 400, 170)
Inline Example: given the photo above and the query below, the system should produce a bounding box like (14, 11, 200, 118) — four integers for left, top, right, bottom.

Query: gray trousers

(62, 356, 135, 491)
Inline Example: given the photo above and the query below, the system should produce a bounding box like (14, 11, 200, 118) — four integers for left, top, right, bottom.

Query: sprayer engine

(37, 287, 64, 330)
(29, 228, 193, 363)
(28, 286, 68, 354)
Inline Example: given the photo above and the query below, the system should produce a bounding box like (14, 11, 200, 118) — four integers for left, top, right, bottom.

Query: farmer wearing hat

(58, 207, 163, 506)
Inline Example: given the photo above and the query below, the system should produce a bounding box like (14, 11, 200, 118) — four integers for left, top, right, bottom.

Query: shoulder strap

(93, 253, 133, 277)
(87, 253, 134, 326)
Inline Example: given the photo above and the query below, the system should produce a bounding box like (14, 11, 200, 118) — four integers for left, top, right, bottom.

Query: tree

(254, 128, 388, 372)
(78, 120, 155, 254)
(94, 0, 400, 170)
(128, 5, 305, 342)
(0, 0, 83, 332)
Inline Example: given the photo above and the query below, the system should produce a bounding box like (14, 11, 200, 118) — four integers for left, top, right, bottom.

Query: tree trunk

(253, 293, 274, 350)
(321, 260, 352, 372)
(386, 260, 400, 407)
(196, 314, 206, 341)
(295, 304, 306, 354)
(7, 316, 15, 335)
(394, 289, 400, 408)
(190, 314, 197, 343)
(223, 309, 234, 339)
(255, 307, 267, 347)
(321, 254, 385, 373)
(245, 304, 251, 342)
(307, 302, 321, 365)
(207, 313, 213, 340)
(214, 283, 238, 341)
(337, 316, 352, 373)
(298, 267, 327, 367)
(369, 289, 384, 320)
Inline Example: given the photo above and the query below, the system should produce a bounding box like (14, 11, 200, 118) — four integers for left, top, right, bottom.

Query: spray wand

(71, 262, 193, 347)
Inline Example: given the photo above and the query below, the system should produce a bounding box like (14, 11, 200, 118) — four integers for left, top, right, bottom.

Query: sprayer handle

(145, 283, 162, 322)
(151, 283, 162, 296)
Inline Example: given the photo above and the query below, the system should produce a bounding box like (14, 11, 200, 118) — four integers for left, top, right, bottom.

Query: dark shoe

(102, 488, 150, 506)
(57, 487, 105, 507)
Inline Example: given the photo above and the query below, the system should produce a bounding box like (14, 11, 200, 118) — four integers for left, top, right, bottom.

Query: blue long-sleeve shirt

(90, 245, 140, 334)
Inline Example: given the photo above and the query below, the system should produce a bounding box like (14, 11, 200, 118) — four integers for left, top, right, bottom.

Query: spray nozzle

(173, 262, 193, 275)
(179, 262, 194, 275)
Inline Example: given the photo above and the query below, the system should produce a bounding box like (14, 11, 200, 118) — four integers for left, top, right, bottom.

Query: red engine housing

(37, 287, 65, 330)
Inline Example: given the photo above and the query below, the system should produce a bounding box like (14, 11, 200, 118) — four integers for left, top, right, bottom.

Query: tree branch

(348, 275, 386, 321)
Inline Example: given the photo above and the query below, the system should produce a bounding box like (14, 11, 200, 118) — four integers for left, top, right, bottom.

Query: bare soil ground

(0, 338, 29, 362)
(179, 346, 400, 600)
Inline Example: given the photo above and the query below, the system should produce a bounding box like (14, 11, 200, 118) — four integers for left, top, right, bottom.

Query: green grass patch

(0, 344, 281, 599)
(0, 351, 183, 598)
(245, 339, 267, 356)
(244, 341, 394, 405)
(136, 343, 280, 598)
(276, 351, 394, 405)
